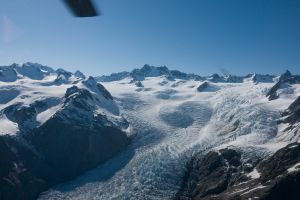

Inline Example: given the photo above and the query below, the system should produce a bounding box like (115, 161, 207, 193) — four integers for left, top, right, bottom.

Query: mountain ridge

(0, 62, 290, 84)
(95, 64, 277, 83)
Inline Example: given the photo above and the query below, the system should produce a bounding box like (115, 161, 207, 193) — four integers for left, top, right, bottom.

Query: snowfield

(37, 75, 300, 200)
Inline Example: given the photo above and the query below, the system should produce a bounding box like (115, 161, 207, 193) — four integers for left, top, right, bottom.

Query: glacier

(1, 63, 300, 199)
(39, 73, 300, 199)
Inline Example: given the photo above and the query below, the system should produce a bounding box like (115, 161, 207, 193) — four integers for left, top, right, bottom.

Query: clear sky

(0, 0, 300, 76)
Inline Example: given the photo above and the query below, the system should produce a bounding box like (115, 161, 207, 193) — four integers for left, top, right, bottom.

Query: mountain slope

(0, 63, 130, 200)
(175, 143, 300, 200)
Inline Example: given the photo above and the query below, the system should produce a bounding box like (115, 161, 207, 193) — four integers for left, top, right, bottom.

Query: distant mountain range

(95, 64, 276, 83)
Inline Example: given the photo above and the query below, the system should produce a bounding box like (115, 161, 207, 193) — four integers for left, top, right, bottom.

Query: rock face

(0, 66, 18, 82)
(0, 65, 130, 200)
(267, 70, 300, 100)
(0, 136, 57, 200)
(281, 96, 300, 125)
(175, 143, 300, 200)
(135, 81, 144, 88)
(27, 84, 129, 181)
(28, 116, 129, 181)
(175, 148, 259, 200)
(197, 81, 219, 92)
(197, 82, 209, 92)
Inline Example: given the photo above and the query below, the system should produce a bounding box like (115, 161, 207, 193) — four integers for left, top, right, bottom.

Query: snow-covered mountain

(95, 64, 276, 83)
(0, 63, 129, 199)
(1, 63, 300, 200)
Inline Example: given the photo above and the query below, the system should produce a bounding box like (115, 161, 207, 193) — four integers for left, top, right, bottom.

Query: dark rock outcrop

(0, 136, 57, 200)
(28, 116, 129, 181)
(175, 148, 256, 200)
(267, 70, 300, 100)
(281, 96, 300, 125)
(257, 143, 300, 183)
(175, 143, 300, 200)
(197, 82, 219, 92)
(197, 82, 209, 92)
(135, 81, 144, 87)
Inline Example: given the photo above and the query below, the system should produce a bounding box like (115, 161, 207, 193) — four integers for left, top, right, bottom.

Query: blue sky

(0, 0, 299, 76)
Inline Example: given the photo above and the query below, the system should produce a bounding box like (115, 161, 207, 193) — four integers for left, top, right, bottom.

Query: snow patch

(247, 168, 260, 179)
(287, 162, 300, 173)
(36, 104, 62, 125)
(0, 115, 19, 135)
(240, 185, 266, 196)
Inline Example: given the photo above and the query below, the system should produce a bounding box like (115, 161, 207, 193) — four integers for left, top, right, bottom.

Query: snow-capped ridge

(0, 66, 19, 82)
(0, 65, 121, 136)
(197, 81, 220, 92)
(251, 73, 275, 83)
(266, 70, 300, 100)
(2, 97, 62, 133)
(54, 68, 85, 84)
(82, 76, 113, 100)
(0, 62, 87, 83)
(95, 64, 203, 82)
(95, 64, 280, 84)
(280, 96, 300, 127)
(74, 70, 86, 79)
(16, 62, 55, 80)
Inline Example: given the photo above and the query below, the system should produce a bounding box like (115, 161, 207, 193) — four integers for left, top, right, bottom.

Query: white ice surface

(0, 115, 19, 135)
(247, 168, 261, 179)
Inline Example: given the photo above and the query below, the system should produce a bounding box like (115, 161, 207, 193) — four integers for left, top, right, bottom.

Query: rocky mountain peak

(280, 70, 292, 81)
(74, 70, 86, 79)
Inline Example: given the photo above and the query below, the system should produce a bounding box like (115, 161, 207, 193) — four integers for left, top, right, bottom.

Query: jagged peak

(56, 68, 72, 76)
(130, 64, 172, 81)
(284, 69, 292, 76)
(138, 64, 169, 73)
(64, 85, 93, 101)
(83, 76, 97, 87)
(0, 62, 88, 84)
(279, 69, 292, 81)
(251, 73, 275, 83)
(74, 70, 86, 79)
(95, 65, 287, 83)
(20, 62, 55, 74)
(82, 76, 113, 100)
